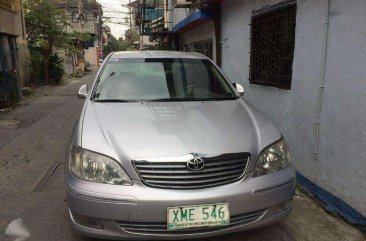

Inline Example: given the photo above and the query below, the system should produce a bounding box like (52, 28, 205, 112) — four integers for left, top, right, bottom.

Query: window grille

(250, 2, 296, 90)
(182, 39, 213, 60)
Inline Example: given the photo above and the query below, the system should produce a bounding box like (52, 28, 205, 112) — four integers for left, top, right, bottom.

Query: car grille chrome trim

(117, 209, 266, 235)
(132, 153, 250, 189)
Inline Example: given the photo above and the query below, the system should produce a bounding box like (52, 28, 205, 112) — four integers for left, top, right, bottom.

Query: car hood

(80, 99, 281, 163)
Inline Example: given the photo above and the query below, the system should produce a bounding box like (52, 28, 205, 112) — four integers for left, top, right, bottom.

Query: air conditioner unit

(173, 0, 192, 8)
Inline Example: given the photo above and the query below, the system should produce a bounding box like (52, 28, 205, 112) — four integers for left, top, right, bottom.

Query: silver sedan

(65, 51, 296, 240)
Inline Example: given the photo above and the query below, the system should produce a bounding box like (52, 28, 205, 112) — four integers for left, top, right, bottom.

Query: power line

(103, 16, 129, 20)
(96, 0, 131, 37)
(97, 0, 129, 13)
(104, 21, 129, 25)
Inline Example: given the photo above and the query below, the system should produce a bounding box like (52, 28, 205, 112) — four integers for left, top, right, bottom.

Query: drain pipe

(314, 0, 330, 160)
(167, 0, 174, 49)
(167, 0, 173, 31)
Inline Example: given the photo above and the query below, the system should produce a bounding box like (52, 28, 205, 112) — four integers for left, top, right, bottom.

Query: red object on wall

(96, 47, 102, 66)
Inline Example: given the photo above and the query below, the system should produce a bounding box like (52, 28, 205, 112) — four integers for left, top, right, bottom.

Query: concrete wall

(16, 42, 29, 87)
(84, 46, 98, 66)
(54, 48, 74, 75)
(179, 21, 216, 62)
(173, 8, 189, 26)
(0, 9, 20, 35)
(318, 0, 366, 215)
(221, 0, 366, 216)
(0, 1, 29, 87)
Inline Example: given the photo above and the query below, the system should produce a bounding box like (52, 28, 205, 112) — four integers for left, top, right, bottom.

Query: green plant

(48, 53, 65, 84)
(24, 0, 70, 83)
(24, 0, 70, 48)
(125, 29, 139, 44)
(103, 36, 129, 56)
(29, 50, 45, 85)
(148, 35, 173, 50)
(24, 0, 88, 84)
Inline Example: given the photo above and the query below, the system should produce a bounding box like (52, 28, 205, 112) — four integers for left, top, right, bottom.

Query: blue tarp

(173, 10, 213, 33)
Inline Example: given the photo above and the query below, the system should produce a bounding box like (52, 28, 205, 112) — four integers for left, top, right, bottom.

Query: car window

(92, 58, 238, 102)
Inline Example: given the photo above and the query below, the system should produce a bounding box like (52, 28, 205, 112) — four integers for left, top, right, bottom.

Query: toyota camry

(65, 51, 296, 240)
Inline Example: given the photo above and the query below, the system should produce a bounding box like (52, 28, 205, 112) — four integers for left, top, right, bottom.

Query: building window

(182, 39, 213, 60)
(250, 2, 296, 90)
(0, 34, 20, 108)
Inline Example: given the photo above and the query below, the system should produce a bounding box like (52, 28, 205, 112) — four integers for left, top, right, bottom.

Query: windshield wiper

(146, 98, 187, 102)
(147, 97, 237, 102)
(93, 99, 136, 103)
(206, 97, 239, 101)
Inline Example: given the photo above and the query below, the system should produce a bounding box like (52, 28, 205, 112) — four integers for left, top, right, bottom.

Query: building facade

(127, 0, 174, 49)
(0, 0, 29, 108)
(55, 0, 103, 75)
(172, 0, 366, 226)
(172, 0, 222, 64)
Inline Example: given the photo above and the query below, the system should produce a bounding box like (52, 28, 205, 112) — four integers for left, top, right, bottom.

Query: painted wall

(85, 46, 98, 66)
(54, 48, 74, 75)
(179, 21, 216, 62)
(221, 0, 366, 216)
(173, 8, 189, 26)
(318, 0, 366, 215)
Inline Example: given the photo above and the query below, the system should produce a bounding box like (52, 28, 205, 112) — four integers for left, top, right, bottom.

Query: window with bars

(250, 2, 297, 90)
(181, 39, 213, 60)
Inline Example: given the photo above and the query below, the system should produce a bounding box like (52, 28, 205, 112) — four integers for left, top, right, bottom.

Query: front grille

(132, 153, 250, 189)
(117, 209, 266, 235)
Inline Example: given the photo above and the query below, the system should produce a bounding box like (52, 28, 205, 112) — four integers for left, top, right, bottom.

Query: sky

(96, 0, 131, 39)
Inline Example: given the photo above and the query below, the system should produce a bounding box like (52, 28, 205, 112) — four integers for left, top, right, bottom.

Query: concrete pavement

(0, 72, 364, 241)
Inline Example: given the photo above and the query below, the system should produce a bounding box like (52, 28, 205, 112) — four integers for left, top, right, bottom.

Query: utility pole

(129, 0, 132, 30)
(99, 5, 103, 58)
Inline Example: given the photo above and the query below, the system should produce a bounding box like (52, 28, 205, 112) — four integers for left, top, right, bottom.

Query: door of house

(0, 34, 20, 108)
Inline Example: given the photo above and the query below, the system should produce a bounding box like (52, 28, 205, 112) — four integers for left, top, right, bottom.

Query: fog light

(273, 200, 293, 213)
(70, 211, 104, 229)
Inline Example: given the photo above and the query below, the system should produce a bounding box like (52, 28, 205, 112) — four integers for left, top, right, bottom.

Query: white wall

(85, 46, 98, 66)
(318, 0, 366, 214)
(173, 8, 189, 26)
(140, 35, 155, 47)
(221, 0, 366, 216)
(179, 21, 216, 62)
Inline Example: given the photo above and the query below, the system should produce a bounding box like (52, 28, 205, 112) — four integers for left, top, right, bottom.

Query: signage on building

(0, 0, 19, 13)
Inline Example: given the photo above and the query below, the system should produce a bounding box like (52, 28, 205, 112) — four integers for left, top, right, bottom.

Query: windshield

(91, 58, 238, 102)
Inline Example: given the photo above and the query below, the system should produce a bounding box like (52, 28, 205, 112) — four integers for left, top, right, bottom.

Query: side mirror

(78, 84, 88, 99)
(232, 83, 245, 96)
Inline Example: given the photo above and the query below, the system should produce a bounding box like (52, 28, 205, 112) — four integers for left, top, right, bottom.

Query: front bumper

(66, 167, 296, 240)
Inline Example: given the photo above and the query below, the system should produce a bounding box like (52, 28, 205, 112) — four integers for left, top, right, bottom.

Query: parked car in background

(66, 51, 296, 240)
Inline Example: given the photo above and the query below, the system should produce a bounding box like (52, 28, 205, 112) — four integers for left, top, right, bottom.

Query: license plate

(167, 203, 230, 230)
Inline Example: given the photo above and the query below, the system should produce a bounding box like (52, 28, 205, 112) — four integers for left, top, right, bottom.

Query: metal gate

(0, 34, 20, 108)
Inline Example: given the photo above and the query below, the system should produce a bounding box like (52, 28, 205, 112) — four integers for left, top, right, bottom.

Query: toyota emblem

(186, 157, 205, 171)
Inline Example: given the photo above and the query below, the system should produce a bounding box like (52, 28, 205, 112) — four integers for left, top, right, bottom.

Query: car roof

(110, 51, 208, 60)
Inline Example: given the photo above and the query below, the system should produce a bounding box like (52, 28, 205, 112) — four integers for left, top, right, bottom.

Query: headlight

(253, 138, 290, 177)
(70, 146, 132, 185)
